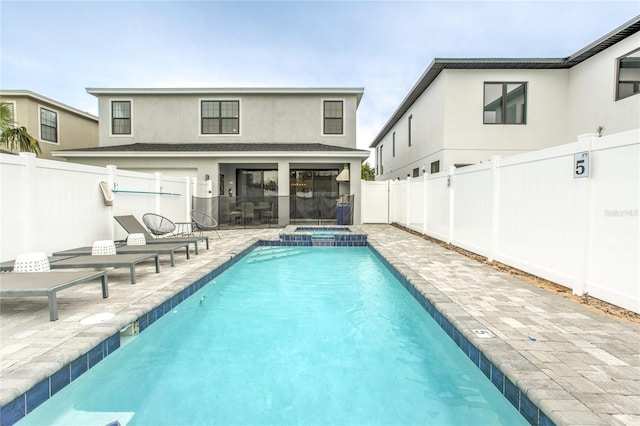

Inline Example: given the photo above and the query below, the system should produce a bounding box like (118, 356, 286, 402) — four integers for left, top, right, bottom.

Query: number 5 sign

(574, 152, 590, 178)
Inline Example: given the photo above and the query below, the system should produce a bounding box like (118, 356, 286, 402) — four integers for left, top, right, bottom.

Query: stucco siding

(378, 72, 446, 180)
(98, 93, 359, 148)
(567, 32, 640, 140)
(3, 95, 98, 160)
(442, 69, 569, 161)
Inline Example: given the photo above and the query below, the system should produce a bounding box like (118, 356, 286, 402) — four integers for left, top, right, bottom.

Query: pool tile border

(368, 243, 555, 426)
(0, 243, 259, 426)
(279, 232, 367, 247)
(2, 238, 552, 426)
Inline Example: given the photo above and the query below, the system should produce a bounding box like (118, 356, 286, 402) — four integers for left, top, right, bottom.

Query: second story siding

(0, 90, 98, 160)
(89, 88, 362, 149)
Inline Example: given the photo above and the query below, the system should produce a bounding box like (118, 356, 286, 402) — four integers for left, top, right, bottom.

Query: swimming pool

(17, 246, 527, 425)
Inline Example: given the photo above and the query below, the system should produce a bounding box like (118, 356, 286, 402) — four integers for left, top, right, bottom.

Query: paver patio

(0, 225, 638, 425)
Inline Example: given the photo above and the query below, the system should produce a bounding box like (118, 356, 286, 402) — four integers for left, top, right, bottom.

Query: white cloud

(1, 0, 637, 149)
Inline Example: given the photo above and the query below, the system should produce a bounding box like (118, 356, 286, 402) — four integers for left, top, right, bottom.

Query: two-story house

(0, 90, 98, 160)
(371, 16, 640, 180)
(53, 87, 369, 225)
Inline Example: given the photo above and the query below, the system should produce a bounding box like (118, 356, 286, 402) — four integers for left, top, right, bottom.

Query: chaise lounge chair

(0, 271, 108, 321)
(49, 253, 160, 284)
(114, 215, 209, 255)
(52, 241, 190, 267)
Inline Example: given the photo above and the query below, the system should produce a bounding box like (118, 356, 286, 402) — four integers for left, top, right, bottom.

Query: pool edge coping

(366, 241, 558, 426)
(2, 236, 557, 426)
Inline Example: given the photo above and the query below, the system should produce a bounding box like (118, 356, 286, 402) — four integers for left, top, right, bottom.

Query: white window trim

(198, 98, 242, 137)
(38, 105, 59, 145)
(321, 98, 346, 137)
(109, 99, 134, 137)
(4, 100, 17, 126)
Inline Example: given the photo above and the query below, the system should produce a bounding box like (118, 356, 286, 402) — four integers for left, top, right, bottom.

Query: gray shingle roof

(57, 142, 370, 154)
(369, 15, 640, 148)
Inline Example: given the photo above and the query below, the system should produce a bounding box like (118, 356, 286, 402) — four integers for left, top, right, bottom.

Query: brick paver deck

(0, 225, 638, 425)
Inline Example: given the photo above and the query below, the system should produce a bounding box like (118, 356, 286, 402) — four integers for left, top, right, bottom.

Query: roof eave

(369, 16, 640, 148)
(52, 150, 370, 159)
(86, 87, 365, 106)
(0, 90, 98, 122)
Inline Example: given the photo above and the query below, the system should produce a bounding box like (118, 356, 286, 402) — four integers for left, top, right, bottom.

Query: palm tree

(361, 162, 375, 181)
(0, 101, 41, 155)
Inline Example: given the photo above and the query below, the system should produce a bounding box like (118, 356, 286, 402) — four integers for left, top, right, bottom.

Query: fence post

(573, 133, 595, 296)
(406, 176, 411, 228)
(447, 165, 456, 244)
(106, 165, 117, 240)
(154, 172, 162, 214)
(19, 153, 37, 253)
(184, 177, 192, 222)
(488, 156, 501, 262)
(422, 173, 429, 235)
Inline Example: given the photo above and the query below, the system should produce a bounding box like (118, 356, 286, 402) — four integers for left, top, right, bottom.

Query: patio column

(277, 161, 290, 226)
(208, 162, 220, 197)
(349, 159, 362, 224)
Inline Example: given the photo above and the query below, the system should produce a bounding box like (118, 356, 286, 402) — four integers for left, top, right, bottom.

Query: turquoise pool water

(19, 247, 527, 425)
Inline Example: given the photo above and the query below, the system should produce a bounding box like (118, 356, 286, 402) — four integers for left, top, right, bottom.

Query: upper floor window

(392, 132, 396, 157)
(408, 114, 413, 146)
(483, 82, 526, 124)
(323, 100, 343, 135)
(617, 49, 640, 101)
(4, 102, 15, 122)
(0, 102, 15, 138)
(111, 101, 131, 135)
(40, 107, 58, 143)
(412, 167, 419, 177)
(202, 100, 239, 134)
(379, 145, 384, 174)
(430, 160, 440, 174)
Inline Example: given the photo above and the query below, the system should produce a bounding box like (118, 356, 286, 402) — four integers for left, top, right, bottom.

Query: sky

(1, 0, 638, 160)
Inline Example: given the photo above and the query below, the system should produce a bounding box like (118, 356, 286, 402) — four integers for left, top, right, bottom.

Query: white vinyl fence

(0, 154, 194, 261)
(362, 130, 640, 314)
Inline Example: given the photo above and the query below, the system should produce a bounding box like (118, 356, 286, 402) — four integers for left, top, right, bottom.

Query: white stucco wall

(376, 74, 445, 180)
(567, 32, 640, 140)
(443, 68, 570, 154)
(376, 67, 571, 178)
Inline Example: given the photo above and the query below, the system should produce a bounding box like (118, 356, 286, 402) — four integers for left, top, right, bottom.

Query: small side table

(175, 222, 194, 237)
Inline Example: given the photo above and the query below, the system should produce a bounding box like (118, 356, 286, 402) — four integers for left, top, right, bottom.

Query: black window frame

(201, 100, 240, 135)
(392, 132, 396, 157)
(111, 100, 132, 135)
(412, 167, 419, 178)
(616, 48, 640, 101)
(408, 114, 413, 146)
(323, 100, 343, 135)
(483, 82, 527, 125)
(430, 161, 440, 174)
(39, 107, 58, 143)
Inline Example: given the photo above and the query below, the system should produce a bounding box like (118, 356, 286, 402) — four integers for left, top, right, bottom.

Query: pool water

(19, 247, 527, 425)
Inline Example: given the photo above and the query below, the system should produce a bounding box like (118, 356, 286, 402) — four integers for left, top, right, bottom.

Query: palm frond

(0, 100, 42, 155)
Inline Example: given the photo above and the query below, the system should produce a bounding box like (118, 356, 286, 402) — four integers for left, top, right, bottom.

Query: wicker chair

(191, 210, 221, 239)
(142, 213, 177, 236)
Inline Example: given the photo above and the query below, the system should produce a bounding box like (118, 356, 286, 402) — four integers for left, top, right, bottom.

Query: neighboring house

(53, 87, 369, 224)
(0, 90, 98, 160)
(371, 16, 640, 180)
